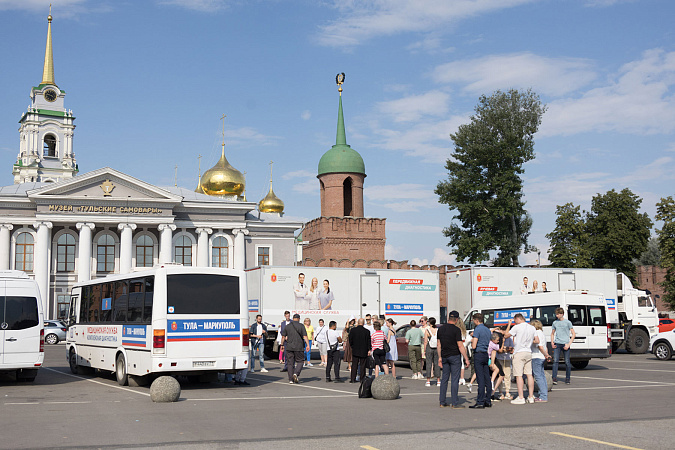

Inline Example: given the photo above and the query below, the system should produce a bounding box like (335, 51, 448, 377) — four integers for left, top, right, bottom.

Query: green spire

(336, 95, 346, 146)
(317, 79, 365, 177)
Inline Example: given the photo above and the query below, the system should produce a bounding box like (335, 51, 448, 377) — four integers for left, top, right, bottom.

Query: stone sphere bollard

(532, 371, 554, 392)
(371, 374, 400, 400)
(150, 376, 181, 403)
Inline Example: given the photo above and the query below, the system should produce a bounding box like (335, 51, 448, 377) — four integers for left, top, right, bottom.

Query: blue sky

(0, 0, 673, 266)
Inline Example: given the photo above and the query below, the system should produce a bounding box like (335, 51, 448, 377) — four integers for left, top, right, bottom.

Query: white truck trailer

(447, 267, 658, 354)
(246, 266, 440, 357)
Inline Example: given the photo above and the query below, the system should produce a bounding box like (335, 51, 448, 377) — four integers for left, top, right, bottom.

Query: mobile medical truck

(447, 267, 658, 353)
(246, 266, 440, 357)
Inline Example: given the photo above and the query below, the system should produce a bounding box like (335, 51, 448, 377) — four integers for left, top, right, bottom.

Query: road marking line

(43, 367, 151, 397)
(44, 401, 92, 404)
(185, 394, 353, 401)
(561, 383, 675, 391)
(550, 432, 643, 449)
(572, 375, 674, 384)
(247, 375, 355, 395)
(360, 446, 380, 450)
(597, 367, 675, 373)
(4, 402, 40, 405)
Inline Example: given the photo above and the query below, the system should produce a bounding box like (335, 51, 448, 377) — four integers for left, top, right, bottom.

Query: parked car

(659, 318, 675, 333)
(395, 324, 412, 361)
(649, 329, 675, 361)
(43, 320, 67, 344)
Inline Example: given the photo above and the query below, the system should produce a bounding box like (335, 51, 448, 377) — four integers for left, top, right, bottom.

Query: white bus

(66, 266, 249, 386)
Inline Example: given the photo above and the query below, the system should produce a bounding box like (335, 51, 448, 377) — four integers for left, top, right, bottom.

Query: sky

(0, 0, 673, 267)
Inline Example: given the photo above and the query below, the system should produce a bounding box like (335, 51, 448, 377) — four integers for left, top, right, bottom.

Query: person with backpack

(281, 313, 310, 384)
(424, 317, 441, 387)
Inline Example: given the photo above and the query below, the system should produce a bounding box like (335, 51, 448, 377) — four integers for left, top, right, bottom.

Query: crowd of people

(245, 307, 576, 407)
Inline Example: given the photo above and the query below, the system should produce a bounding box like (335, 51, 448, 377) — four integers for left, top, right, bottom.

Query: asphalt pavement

(1, 344, 674, 449)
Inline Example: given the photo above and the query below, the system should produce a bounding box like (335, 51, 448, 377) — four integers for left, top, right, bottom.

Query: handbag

(365, 355, 376, 370)
(327, 331, 339, 351)
(383, 333, 391, 353)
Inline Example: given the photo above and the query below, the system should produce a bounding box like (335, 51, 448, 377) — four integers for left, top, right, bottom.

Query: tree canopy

(435, 89, 546, 266)
(546, 202, 592, 268)
(655, 196, 675, 309)
(585, 188, 652, 281)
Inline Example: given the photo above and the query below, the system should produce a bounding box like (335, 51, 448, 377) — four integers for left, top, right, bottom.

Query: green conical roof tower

(318, 74, 366, 177)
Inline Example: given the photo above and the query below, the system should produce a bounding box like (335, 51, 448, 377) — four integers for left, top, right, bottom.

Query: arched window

(135, 235, 154, 268)
(211, 236, 228, 268)
(43, 134, 57, 157)
(15, 232, 34, 272)
(57, 233, 76, 272)
(174, 235, 192, 266)
(343, 177, 353, 216)
(97, 234, 115, 273)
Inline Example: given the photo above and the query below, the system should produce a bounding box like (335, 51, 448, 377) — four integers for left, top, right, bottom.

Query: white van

(0, 271, 44, 381)
(464, 291, 610, 369)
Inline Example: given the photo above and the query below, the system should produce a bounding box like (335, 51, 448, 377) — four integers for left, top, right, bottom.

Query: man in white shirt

(325, 320, 344, 382)
(293, 273, 309, 310)
(520, 277, 530, 295)
(504, 314, 539, 404)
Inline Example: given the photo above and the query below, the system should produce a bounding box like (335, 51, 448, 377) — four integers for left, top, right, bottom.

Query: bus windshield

(167, 274, 240, 315)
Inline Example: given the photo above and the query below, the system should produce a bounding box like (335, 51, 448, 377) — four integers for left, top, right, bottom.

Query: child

(488, 332, 505, 401)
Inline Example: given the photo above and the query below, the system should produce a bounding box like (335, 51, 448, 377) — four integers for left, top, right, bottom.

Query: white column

(76, 222, 95, 282)
(118, 223, 137, 274)
(33, 221, 52, 314)
(0, 224, 13, 270)
(196, 228, 213, 267)
(158, 224, 176, 264)
(233, 228, 249, 270)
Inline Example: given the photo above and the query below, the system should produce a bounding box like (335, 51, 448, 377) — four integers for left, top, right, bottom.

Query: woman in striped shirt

(371, 322, 389, 377)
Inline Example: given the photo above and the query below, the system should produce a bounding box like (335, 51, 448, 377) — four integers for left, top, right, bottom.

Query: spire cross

(336, 72, 345, 96)
(174, 165, 178, 187)
(269, 161, 274, 183)
(220, 114, 226, 146)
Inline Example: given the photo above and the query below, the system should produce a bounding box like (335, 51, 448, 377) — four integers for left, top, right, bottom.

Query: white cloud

(316, 0, 537, 47)
(301, 110, 312, 120)
(157, 0, 229, 12)
(369, 115, 467, 163)
(283, 169, 315, 180)
(225, 127, 281, 147)
(0, 0, 93, 16)
(365, 183, 439, 212)
(540, 49, 675, 136)
(376, 90, 450, 123)
(406, 36, 454, 54)
(409, 248, 457, 266)
(291, 178, 318, 194)
(432, 52, 597, 97)
(385, 243, 403, 260)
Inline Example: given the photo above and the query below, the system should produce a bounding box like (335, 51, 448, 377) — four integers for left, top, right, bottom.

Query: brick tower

(302, 75, 386, 267)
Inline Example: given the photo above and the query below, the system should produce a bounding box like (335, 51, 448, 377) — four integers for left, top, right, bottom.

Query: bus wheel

(116, 353, 128, 386)
(69, 349, 79, 374)
(571, 360, 589, 370)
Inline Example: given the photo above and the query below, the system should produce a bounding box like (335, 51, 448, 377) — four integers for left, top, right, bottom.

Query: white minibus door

(2, 282, 42, 365)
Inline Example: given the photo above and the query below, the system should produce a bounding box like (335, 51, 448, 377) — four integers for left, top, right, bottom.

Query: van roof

(0, 270, 31, 280)
(473, 290, 606, 310)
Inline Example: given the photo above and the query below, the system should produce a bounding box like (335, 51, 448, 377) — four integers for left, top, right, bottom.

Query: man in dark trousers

(279, 311, 291, 372)
(281, 313, 309, 384)
(470, 312, 492, 408)
(349, 318, 371, 383)
(437, 310, 470, 408)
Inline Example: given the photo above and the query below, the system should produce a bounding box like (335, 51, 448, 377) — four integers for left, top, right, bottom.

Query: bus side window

(143, 277, 154, 324)
(128, 279, 144, 322)
(89, 284, 102, 323)
(69, 295, 78, 325)
(113, 281, 128, 322)
(100, 282, 113, 322)
(79, 286, 90, 323)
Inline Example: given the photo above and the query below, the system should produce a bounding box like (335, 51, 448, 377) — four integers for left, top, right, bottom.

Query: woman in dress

(318, 279, 334, 310)
(423, 317, 441, 387)
(307, 277, 320, 310)
(342, 318, 355, 371)
(385, 318, 398, 379)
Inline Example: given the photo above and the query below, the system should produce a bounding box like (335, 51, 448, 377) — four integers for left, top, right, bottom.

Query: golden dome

(258, 183, 284, 213)
(200, 145, 245, 197)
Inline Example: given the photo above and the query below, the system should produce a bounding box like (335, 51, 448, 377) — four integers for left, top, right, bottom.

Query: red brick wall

(317, 173, 365, 217)
(302, 216, 386, 265)
(637, 265, 670, 312)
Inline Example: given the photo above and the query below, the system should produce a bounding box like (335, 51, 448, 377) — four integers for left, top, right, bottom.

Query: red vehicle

(659, 318, 675, 333)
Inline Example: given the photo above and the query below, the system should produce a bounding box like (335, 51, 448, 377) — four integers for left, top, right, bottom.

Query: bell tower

(303, 74, 386, 267)
(13, 9, 78, 184)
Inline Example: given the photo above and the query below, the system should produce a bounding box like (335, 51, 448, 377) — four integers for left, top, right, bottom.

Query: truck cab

(615, 274, 659, 353)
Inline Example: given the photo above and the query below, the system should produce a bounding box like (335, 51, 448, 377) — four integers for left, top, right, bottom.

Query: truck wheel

(653, 342, 672, 361)
(625, 328, 649, 354)
(571, 360, 589, 370)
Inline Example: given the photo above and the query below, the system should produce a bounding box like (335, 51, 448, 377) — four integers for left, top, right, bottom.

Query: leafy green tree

(655, 196, 675, 309)
(546, 203, 592, 268)
(435, 89, 546, 266)
(586, 188, 652, 281)
(632, 237, 661, 267)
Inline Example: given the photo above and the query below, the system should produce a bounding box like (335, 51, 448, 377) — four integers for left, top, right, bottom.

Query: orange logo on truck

(271, 274, 277, 282)
(477, 274, 482, 282)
